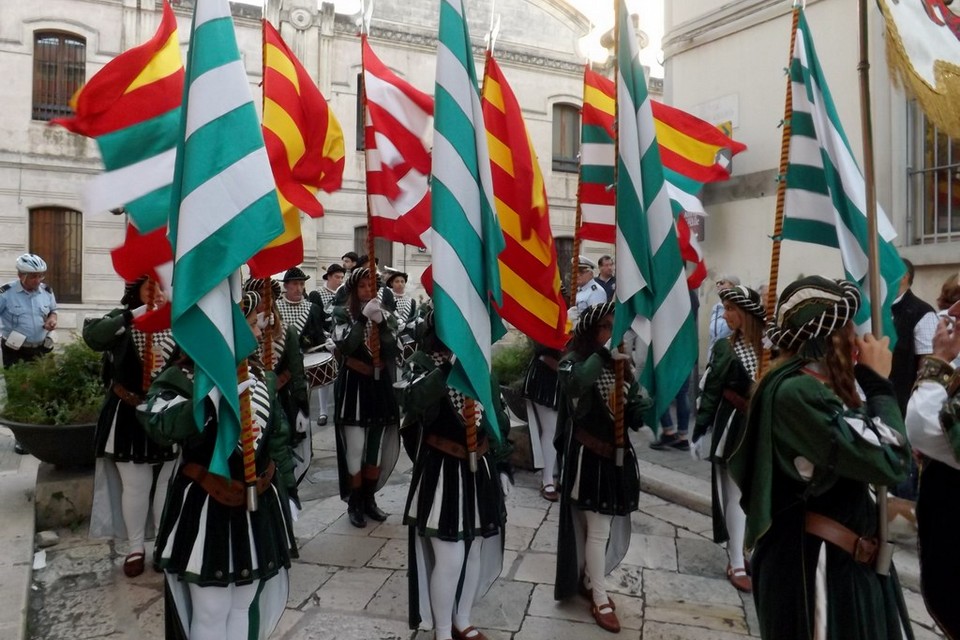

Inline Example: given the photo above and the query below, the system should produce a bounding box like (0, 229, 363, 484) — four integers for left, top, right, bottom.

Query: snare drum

(303, 351, 338, 388)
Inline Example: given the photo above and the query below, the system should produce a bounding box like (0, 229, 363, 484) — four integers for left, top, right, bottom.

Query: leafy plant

(492, 337, 534, 389)
(1, 340, 103, 424)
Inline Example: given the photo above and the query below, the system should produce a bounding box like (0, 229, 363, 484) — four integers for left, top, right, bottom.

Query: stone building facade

(2, 0, 648, 336)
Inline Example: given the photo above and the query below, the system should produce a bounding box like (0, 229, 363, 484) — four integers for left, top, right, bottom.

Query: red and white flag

(111, 223, 173, 331)
(362, 36, 434, 248)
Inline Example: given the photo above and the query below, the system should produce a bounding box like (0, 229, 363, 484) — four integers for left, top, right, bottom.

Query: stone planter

(0, 418, 95, 468)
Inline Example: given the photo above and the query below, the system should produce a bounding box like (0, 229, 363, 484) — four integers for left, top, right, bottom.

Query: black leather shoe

(13, 441, 27, 455)
(365, 497, 388, 522)
(347, 492, 367, 528)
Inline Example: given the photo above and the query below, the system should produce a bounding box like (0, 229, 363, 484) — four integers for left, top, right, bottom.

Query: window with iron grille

(907, 102, 960, 244)
(552, 103, 580, 173)
(29, 207, 83, 303)
(554, 236, 574, 296)
(353, 225, 393, 269)
(32, 31, 86, 122)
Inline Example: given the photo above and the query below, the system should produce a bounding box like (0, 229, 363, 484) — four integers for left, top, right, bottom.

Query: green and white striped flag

(431, 0, 506, 442)
(169, 0, 284, 477)
(783, 10, 905, 340)
(612, 0, 698, 425)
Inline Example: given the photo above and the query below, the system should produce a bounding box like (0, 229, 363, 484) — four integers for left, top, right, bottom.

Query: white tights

(343, 425, 366, 476)
(115, 460, 174, 553)
(582, 510, 613, 606)
(721, 467, 747, 570)
(187, 581, 259, 640)
(428, 538, 483, 640)
(527, 401, 558, 488)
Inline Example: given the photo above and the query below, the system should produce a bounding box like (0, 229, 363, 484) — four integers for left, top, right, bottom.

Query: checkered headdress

(766, 276, 860, 357)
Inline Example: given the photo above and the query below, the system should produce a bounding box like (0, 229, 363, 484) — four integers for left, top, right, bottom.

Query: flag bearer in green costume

(728, 276, 913, 640)
(553, 302, 652, 634)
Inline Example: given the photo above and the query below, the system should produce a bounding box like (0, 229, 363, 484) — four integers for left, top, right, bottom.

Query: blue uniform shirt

(0, 280, 57, 345)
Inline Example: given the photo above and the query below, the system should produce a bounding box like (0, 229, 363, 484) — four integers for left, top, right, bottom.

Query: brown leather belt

(574, 427, 615, 460)
(113, 383, 144, 407)
(804, 511, 878, 567)
(181, 461, 276, 507)
(275, 370, 291, 389)
(425, 433, 489, 460)
(345, 356, 382, 377)
(722, 388, 748, 413)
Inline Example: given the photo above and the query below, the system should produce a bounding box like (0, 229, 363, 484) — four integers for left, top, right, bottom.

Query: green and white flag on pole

(612, 0, 697, 425)
(431, 0, 506, 442)
(169, 0, 284, 477)
(783, 10, 905, 340)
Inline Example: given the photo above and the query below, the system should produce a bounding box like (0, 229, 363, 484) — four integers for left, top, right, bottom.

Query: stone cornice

(663, 0, 823, 59)
(336, 16, 584, 75)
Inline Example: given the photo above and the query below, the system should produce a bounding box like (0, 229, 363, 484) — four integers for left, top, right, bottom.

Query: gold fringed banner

(878, 0, 960, 138)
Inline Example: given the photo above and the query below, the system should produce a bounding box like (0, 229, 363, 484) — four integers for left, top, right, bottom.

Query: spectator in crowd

(0, 253, 57, 454)
(707, 274, 739, 359)
(594, 255, 616, 302)
(889, 259, 936, 504)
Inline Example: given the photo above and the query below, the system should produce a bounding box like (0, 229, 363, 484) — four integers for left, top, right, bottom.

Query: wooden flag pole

(261, 280, 275, 372)
(758, 6, 801, 379)
(359, 20, 382, 381)
(238, 359, 258, 512)
(570, 66, 588, 309)
(858, 0, 892, 576)
(610, 0, 625, 466)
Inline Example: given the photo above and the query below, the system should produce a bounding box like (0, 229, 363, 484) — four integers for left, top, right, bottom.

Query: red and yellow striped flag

(251, 20, 345, 277)
(481, 52, 568, 350)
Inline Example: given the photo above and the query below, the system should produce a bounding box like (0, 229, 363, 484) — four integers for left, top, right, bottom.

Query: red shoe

(452, 626, 489, 640)
(123, 551, 145, 578)
(540, 483, 559, 502)
(727, 564, 752, 593)
(591, 599, 621, 633)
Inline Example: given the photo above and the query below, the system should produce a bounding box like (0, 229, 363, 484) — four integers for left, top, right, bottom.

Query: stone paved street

(21, 423, 947, 640)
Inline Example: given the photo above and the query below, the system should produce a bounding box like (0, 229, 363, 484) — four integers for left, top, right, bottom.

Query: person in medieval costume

(905, 303, 960, 639)
(727, 276, 914, 640)
(521, 339, 563, 503)
(276, 266, 326, 352)
(553, 302, 651, 634)
(396, 309, 511, 640)
(138, 291, 298, 640)
(690, 285, 766, 593)
(244, 278, 312, 486)
(83, 276, 179, 579)
(379, 266, 419, 365)
(307, 263, 346, 427)
(331, 266, 401, 528)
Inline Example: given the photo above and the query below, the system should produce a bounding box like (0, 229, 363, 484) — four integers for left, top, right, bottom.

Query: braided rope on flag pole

(759, 6, 800, 379)
(611, 0, 626, 463)
(141, 278, 159, 394)
(238, 360, 258, 511)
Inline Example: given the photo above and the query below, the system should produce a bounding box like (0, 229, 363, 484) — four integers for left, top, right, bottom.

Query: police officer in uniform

(0, 253, 58, 454)
(573, 256, 606, 318)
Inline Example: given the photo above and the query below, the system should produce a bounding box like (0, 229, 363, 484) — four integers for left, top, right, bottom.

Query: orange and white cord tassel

(238, 360, 258, 512)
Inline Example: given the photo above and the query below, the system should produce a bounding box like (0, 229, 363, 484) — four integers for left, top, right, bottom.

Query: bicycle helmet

(16, 253, 47, 273)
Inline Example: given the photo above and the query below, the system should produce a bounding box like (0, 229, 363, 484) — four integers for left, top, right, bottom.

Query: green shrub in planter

(491, 338, 534, 389)
(1, 340, 103, 425)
